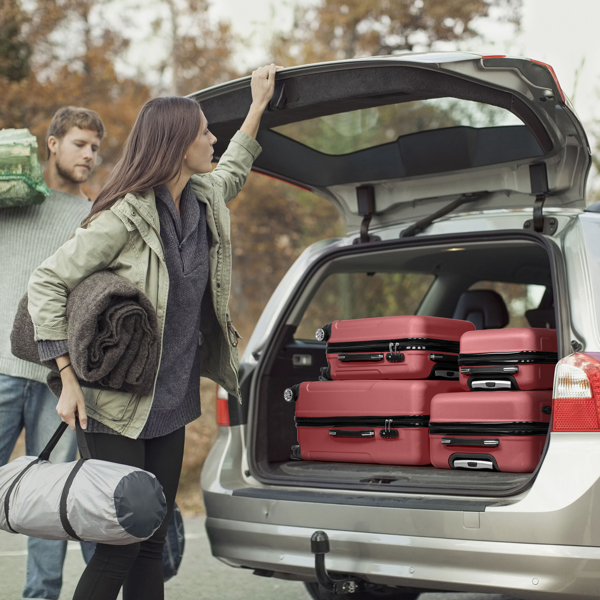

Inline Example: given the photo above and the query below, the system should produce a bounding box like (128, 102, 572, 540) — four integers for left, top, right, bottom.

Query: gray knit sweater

(85, 183, 210, 438)
(0, 191, 91, 383)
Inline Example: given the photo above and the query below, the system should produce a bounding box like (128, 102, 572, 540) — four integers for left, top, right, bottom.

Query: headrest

(525, 287, 555, 328)
(452, 290, 509, 330)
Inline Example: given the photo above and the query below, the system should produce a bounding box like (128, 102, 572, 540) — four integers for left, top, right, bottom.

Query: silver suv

(193, 53, 600, 600)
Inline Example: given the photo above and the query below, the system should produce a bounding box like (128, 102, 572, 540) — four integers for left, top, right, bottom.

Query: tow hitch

(311, 531, 360, 595)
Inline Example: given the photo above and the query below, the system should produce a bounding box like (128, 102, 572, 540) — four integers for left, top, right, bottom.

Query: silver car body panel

(203, 427, 600, 598)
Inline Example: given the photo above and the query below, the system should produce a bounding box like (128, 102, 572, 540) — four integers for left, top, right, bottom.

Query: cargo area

(248, 235, 560, 495)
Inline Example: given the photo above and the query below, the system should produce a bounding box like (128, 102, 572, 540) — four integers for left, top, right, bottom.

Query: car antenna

(399, 191, 489, 238)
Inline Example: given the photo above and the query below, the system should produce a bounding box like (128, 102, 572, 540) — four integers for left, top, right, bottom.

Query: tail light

(529, 59, 566, 102)
(552, 353, 600, 431)
(216, 385, 230, 427)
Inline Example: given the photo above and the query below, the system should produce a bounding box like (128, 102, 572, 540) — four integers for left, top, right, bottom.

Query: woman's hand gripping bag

(0, 422, 167, 544)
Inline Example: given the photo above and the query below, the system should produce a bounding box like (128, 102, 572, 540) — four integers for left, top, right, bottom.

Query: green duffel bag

(0, 128, 50, 208)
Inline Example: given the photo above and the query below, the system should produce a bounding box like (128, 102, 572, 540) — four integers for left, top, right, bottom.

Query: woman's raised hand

(240, 63, 284, 139)
(250, 63, 283, 111)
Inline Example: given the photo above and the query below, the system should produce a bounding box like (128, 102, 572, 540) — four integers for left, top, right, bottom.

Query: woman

(27, 64, 279, 600)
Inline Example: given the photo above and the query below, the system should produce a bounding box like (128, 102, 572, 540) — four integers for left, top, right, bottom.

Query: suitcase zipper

(295, 415, 430, 428)
(458, 351, 558, 366)
(327, 338, 460, 354)
(429, 422, 550, 436)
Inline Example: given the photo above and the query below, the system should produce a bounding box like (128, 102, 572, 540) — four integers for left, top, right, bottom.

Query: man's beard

(56, 158, 90, 184)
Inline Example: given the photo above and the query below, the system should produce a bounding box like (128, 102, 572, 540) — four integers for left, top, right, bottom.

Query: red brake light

(552, 353, 600, 431)
(482, 55, 506, 59)
(529, 59, 566, 102)
(216, 385, 231, 427)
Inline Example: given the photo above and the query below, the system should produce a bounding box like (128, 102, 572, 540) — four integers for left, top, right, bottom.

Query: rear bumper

(202, 428, 600, 598)
(206, 516, 600, 599)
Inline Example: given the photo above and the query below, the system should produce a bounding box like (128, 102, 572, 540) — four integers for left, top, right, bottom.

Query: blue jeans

(0, 373, 78, 600)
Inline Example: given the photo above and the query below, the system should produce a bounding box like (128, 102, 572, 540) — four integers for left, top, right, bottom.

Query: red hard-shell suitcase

(317, 316, 475, 381)
(287, 379, 462, 465)
(458, 328, 558, 391)
(429, 390, 552, 472)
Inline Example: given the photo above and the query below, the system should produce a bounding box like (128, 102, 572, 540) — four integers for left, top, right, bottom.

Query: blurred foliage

(272, 0, 522, 65)
(156, 0, 238, 95)
(228, 175, 344, 337)
(296, 272, 435, 339)
(273, 99, 522, 155)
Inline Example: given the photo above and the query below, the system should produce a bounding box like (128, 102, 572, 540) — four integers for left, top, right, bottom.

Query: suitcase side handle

(329, 429, 375, 438)
(337, 353, 386, 362)
(470, 380, 513, 390)
(441, 437, 499, 447)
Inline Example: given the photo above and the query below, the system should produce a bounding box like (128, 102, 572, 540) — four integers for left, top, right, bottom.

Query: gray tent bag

(0, 423, 167, 545)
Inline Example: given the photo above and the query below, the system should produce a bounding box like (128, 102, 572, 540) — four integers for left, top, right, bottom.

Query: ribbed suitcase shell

(429, 391, 552, 472)
(322, 316, 475, 381)
(459, 328, 557, 391)
(295, 379, 462, 465)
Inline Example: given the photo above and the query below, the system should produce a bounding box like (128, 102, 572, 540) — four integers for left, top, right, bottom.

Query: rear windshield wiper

(400, 191, 489, 238)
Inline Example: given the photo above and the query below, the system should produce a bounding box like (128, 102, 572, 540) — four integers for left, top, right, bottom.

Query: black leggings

(73, 427, 185, 600)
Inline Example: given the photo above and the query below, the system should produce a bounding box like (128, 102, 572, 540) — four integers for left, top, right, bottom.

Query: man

(0, 106, 104, 600)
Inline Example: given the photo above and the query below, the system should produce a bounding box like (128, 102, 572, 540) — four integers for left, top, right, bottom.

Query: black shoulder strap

(59, 459, 86, 541)
(75, 420, 91, 460)
(38, 422, 69, 461)
(4, 458, 41, 533)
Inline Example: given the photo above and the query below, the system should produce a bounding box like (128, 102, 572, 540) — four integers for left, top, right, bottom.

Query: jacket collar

(118, 190, 160, 229)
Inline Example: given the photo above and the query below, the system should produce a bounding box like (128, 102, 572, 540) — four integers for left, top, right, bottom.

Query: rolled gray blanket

(11, 271, 159, 397)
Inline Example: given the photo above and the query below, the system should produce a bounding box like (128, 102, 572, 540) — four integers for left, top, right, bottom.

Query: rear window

(272, 98, 524, 156)
(469, 281, 547, 328)
(295, 272, 435, 340)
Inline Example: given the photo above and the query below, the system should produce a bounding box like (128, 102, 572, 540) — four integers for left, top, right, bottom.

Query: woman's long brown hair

(82, 96, 201, 227)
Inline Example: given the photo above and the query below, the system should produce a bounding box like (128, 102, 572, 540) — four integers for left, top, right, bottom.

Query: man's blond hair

(46, 106, 105, 158)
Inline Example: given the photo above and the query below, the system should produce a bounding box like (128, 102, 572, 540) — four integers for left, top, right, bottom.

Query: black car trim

(230, 488, 493, 512)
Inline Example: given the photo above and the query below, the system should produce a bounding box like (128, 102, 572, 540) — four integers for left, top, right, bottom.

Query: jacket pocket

(89, 389, 136, 422)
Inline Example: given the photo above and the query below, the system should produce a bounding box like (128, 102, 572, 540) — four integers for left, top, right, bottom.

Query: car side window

(295, 272, 435, 340)
(468, 281, 547, 328)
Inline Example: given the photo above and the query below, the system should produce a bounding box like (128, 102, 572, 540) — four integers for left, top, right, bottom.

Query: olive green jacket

(27, 130, 261, 438)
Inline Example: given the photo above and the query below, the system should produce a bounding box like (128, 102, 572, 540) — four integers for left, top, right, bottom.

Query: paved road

(0, 516, 518, 599)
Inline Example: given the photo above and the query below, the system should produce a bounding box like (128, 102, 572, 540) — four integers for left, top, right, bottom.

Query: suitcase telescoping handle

(441, 437, 499, 447)
(329, 429, 375, 438)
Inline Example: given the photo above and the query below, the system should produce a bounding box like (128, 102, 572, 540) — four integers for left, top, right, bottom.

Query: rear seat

(452, 290, 509, 330)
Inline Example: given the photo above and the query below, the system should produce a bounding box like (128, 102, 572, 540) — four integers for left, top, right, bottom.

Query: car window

(272, 98, 524, 156)
(295, 272, 435, 340)
(468, 281, 547, 328)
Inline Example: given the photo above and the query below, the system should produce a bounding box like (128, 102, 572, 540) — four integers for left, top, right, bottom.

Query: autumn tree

(272, 0, 522, 65)
(154, 0, 238, 96)
(0, 0, 153, 197)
